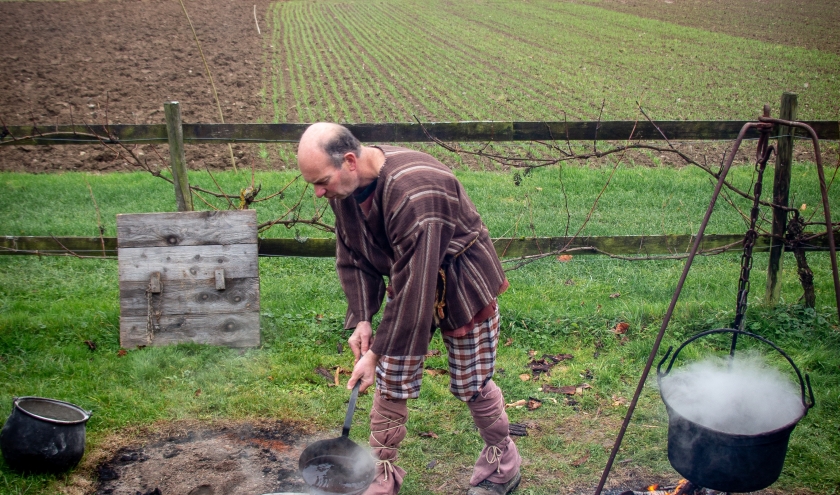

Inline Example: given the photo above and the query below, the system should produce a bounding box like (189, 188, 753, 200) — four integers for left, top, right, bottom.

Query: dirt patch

(71, 419, 336, 495)
(0, 0, 275, 173)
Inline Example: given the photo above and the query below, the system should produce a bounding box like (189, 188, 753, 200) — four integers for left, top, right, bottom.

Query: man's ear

(344, 152, 358, 170)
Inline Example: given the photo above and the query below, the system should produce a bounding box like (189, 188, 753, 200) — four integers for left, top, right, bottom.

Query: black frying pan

(298, 381, 375, 495)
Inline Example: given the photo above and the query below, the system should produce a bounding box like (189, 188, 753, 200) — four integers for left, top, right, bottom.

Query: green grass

(1, 166, 838, 494)
(264, 0, 840, 123)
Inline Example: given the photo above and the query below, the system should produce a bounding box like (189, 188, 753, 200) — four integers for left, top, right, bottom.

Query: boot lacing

(475, 386, 506, 473)
(370, 405, 407, 481)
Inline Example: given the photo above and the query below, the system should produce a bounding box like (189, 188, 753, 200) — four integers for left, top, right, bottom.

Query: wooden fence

(2, 94, 839, 303)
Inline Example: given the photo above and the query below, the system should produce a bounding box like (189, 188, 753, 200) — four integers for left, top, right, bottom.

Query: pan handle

(342, 380, 362, 438)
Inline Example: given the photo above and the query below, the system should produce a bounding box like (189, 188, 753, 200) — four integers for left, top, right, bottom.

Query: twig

(49, 235, 116, 259)
(204, 164, 235, 209)
(85, 181, 107, 257)
(177, 0, 238, 172)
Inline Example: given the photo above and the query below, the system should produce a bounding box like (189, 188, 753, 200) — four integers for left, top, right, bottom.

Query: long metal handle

(342, 380, 362, 438)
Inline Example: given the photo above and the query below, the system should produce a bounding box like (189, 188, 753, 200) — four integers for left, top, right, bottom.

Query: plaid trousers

(376, 305, 500, 402)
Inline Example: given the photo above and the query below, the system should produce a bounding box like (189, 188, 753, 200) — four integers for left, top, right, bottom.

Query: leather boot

(363, 389, 408, 495)
(466, 379, 521, 488)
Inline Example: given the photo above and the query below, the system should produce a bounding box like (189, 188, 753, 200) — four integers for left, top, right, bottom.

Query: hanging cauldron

(657, 329, 814, 493)
(0, 396, 91, 473)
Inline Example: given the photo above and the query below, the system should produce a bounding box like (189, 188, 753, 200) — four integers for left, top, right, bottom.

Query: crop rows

(265, 0, 839, 124)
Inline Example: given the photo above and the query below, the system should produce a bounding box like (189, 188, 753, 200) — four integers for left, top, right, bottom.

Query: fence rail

(2, 233, 837, 259)
(2, 120, 838, 146)
(2, 96, 838, 305)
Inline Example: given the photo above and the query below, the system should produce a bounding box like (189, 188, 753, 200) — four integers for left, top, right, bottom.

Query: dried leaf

(542, 385, 577, 395)
(424, 368, 448, 377)
(504, 337, 513, 346)
(620, 335, 630, 345)
(800, 203, 807, 211)
(194, 389, 202, 397)
(612, 395, 627, 406)
(334, 367, 340, 386)
(315, 366, 335, 386)
(544, 353, 573, 363)
(526, 398, 542, 410)
(506, 399, 527, 408)
(612, 322, 630, 334)
(84, 340, 97, 351)
(609, 292, 621, 298)
(117, 349, 128, 357)
(571, 451, 591, 467)
(556, 254, 573, 262)
(267, 375, 274, 381)
(528, 349, 537, 357)
(564, 279, 575, 286)
(425, 349, 441, 357)
(419, 431, 439, 439)
(518, 374, 531, 382)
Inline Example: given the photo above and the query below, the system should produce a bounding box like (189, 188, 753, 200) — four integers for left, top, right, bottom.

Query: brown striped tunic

(331, 145, 507, 357)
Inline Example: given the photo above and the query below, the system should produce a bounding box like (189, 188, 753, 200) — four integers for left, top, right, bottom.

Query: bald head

(298, 122, 361, 170)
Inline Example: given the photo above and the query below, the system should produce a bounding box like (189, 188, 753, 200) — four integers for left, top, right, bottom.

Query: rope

(434, 233, 481, 323)
(369, 404, 407, 481)
(375, 460, 395, 481)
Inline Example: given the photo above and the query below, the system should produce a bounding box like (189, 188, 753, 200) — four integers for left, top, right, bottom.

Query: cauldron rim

(13, 396, 91, 426)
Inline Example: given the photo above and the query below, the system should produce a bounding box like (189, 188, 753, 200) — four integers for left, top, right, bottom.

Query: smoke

(659, 352, 805, 435)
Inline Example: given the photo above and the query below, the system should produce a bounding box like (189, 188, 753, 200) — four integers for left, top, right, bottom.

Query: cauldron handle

(657, 328, 814, 411)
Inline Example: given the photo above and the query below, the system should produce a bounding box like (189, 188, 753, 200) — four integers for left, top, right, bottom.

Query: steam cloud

(659, 353, 805, 435)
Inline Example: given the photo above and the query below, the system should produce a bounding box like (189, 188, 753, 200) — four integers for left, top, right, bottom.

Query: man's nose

(314, 186, 327, 198)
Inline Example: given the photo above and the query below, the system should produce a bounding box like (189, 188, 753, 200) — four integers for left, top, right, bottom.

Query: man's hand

(348, 321, 373, 364)
(348, 350, 378, 393)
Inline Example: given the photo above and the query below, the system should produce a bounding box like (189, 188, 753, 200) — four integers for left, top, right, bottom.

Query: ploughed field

(1, 0, 838, 173)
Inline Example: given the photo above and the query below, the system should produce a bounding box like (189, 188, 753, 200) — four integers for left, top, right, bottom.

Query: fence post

(164, 101, 193, 212)
(765, 92, 797, 305)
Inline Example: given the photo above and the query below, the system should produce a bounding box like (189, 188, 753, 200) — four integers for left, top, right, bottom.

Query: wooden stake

(164, 101, 193, 212)
(765, 92, 797, 305)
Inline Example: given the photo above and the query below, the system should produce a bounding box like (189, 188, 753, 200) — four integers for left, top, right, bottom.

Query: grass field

(264, 0, 840, 124)
(2, 0, 840, 493)
(1, 165, 839, 494)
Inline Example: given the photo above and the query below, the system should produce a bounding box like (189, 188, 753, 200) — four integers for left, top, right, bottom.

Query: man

(297, 123, 521, 495)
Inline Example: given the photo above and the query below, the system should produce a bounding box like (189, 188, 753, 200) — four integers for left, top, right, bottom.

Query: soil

(1, 0, 833, 175)
(0, 0, 275, 174)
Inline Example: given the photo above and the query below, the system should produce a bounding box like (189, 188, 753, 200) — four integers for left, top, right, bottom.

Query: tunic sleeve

(335, 227, 386, 330)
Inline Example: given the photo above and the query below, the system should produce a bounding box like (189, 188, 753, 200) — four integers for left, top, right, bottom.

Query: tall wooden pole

(164, 101, 193, 212)
(765, 93, 797, 305)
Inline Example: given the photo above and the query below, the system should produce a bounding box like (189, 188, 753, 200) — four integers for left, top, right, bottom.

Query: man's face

(299, 151, 357, 200)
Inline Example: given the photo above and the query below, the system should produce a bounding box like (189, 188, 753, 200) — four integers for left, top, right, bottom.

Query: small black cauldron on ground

(657, 329, 814, 493)
(0, 396, 91, 473)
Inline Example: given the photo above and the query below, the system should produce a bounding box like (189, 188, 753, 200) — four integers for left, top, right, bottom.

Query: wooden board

(117, 210, 260, 349)
(120, 313, 260, 348)
(117, 244, 258, 282)
(117, 210, 257, 248)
